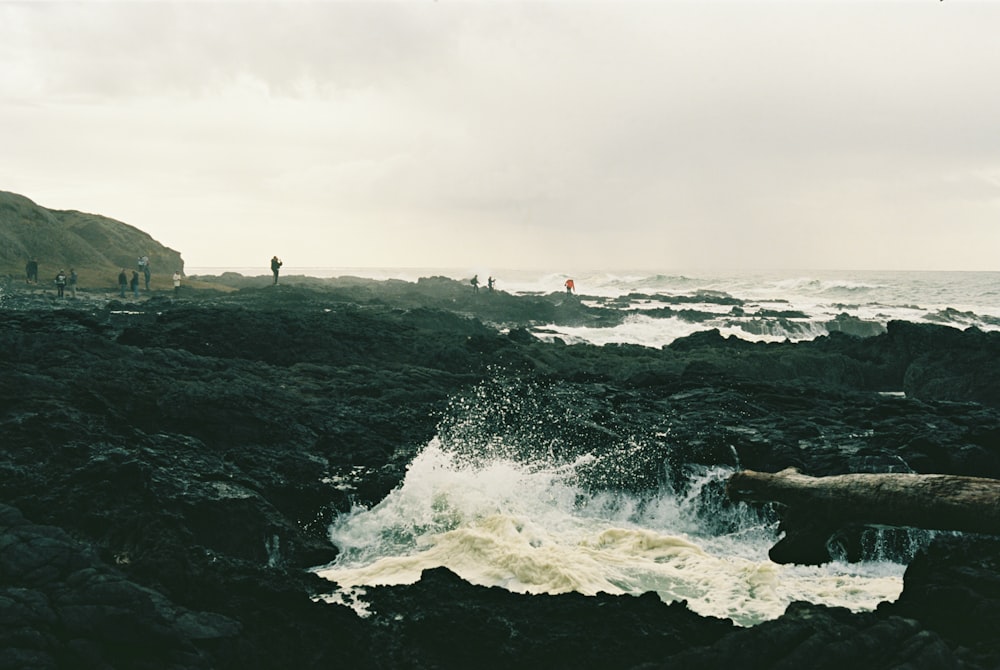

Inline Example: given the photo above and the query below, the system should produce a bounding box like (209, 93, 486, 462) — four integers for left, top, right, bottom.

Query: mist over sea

(188, 266, 994, 624)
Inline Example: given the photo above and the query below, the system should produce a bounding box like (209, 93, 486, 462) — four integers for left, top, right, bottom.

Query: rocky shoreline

(2, 276, 999, 669)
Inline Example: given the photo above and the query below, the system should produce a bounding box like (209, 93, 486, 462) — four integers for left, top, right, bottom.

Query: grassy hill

(0, 190, 185, 290)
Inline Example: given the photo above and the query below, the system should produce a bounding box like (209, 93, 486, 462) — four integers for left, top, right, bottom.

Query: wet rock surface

(2, 277, 999, 669)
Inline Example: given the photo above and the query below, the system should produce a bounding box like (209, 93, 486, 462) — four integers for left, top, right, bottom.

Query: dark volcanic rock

(0, 503, 237, 669)
(647, 601, 959, 670)
(2, 280, 1000, 668)
(884, 535, 1000, 669)
(357, 567, 734, 670)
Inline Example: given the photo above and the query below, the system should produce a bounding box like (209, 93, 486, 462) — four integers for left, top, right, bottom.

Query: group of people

(116, 268, 141, 298)
(114, 256, 146, 298)
(470, 275, 497, 293)
(469, 275, 576, 294)
(24, 260, 78, 298)
(27, 253, 279, 300)
(23, 253, 184, 299)
(115, 257, 183, 297)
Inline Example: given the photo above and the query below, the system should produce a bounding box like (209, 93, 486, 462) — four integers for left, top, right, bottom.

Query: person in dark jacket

(270, 256, 283, 285)
(118, 269, 128, 298)
(54, 270, 67, 298)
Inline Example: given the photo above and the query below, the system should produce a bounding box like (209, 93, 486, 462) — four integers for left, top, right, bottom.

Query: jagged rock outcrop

(0, 503, 239, 669)
(2, 283, 1000, 668)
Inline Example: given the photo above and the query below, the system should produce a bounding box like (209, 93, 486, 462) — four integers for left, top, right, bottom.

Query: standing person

(270, 256, 282, 285)
(130, 270, 140, 298)
(564, 278, 575, 294)
(54, 269, 67, 298)
(118, 268, 128, 298)
(470, 274, 479, 293)
(26, 259, 38, 284)
(487, 276, 495, 292)
(68, 268, 78, 298)
(142, 258, 151, 291)
(172, 270, 181, 295)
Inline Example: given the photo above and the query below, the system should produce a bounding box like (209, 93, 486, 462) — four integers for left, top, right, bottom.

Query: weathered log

(726, 468, 1000, 564)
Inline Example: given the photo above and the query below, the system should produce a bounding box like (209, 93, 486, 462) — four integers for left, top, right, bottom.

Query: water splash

(316, 437, 906, 626)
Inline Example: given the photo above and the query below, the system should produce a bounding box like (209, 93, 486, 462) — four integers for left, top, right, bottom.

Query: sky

(1, 1, 998, 273)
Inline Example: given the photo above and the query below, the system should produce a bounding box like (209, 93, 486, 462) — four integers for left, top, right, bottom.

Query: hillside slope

(0, 190, 184, 284)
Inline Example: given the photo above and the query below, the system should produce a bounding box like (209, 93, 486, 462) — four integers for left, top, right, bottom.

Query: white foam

(534, 314, 703, 348)
(316, 440, 904, 626)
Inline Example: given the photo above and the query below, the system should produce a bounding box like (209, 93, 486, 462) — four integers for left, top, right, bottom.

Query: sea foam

(316, 439, 905, 627)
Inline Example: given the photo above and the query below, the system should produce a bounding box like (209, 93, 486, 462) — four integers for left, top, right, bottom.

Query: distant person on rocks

(173, 271, 181, 295)
(118, 268, 128, 298)
(25, 259, 38, 284)
(54, 269, 67, 298)
(68, 268, 78, 298)
(130, 270, 140, 298)
(142, 258, 151, 290)
(471, 274, 479, 293)
(271, 256, 282, 285)
(565, 278, 575, 294)
(487, 276, 495, 292)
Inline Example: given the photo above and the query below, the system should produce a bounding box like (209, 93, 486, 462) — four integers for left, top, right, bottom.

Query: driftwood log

(726, 468, 1000, 565)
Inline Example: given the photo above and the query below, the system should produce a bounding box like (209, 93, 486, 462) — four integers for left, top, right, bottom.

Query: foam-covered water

(530, 269, 1000, 346)
(315, 439, 906, 626)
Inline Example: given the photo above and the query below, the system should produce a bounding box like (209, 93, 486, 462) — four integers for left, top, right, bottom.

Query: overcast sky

(2, 1, 998, 272)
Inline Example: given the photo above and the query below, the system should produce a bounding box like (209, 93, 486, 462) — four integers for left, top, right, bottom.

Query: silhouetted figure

(54, 270, 67, 298)
(68, 269, 78, 298)
(470, 274, 479, 293)
(173, 271, 181, 295)
(130, 271, 140, 298)
(25, 259, 38, 284)
(271, 256, 282, 285)
(143, 259, 151, 291)
(565, 278, 575, 294)
(487, 276, 495, 292)
(118, 269, 128, 298)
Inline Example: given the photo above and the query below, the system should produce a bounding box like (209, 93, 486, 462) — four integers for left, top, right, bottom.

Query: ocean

(191, 267, 997, 625)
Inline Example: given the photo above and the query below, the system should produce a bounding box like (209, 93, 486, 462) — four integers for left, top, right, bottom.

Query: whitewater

(314, 438, 909, 627)
(186, 267, 992, 624)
